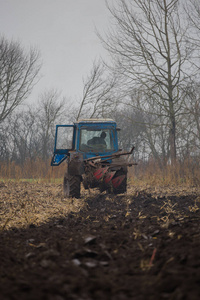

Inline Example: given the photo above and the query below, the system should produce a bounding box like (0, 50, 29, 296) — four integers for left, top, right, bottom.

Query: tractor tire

(110, 169, 127, 195)
(63, 173, 81, 198)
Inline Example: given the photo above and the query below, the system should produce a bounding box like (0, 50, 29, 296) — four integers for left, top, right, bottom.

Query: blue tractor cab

(51, 119, 119, 165)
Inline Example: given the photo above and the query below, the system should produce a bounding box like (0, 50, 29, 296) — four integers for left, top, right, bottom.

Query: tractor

(51, 119, 135, 198)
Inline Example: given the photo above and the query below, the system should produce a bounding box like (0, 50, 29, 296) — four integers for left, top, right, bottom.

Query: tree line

(1, 0, 200, 173)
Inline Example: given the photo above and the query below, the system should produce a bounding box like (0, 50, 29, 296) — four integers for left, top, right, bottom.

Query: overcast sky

(0, 0, 112, 105)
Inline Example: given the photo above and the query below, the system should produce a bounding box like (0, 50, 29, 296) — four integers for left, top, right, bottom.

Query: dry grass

(0, 159, 66, 182)
(128, 158, 200, 188)
(0, 181, 86, 230)
(1, 179, 200, 231)
(1, 157, 200, 188)
(1, 157, 200, 231)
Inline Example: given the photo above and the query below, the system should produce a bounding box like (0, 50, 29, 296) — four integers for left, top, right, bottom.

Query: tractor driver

(87, 131, 107, 147)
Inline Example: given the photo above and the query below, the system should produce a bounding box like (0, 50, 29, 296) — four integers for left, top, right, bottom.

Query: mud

(1, 182, 200, 299)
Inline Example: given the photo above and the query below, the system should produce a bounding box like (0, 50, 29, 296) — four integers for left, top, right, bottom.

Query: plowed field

(1, 181, 200, 300)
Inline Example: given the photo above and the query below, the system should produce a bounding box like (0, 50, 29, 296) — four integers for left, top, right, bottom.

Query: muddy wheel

(110, 169, 127, 194)
(63, 173, 81, 198)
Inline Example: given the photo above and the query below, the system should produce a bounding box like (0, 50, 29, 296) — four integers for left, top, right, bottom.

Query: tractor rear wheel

(63, 173, 81, 198)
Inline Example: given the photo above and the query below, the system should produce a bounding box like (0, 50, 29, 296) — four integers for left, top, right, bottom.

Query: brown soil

(1, 181, 200, 300)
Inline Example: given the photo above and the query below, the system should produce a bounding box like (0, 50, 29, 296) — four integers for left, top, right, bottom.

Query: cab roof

(76, 118, 115, 124)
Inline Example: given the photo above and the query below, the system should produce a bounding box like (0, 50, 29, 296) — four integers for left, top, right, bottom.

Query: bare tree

(185, 0, 200, 34)
(0, 121, 10, 162)
(37, 89, 66, 160)
(77, 59, 116, 120)
(7, 109, 37, 165)
(184, 0, 200, 72)
(182, 83, 200, 152)
(0, 36, 41, 123)
(99, 0, 197, 164)
(0, 90, 67, 164)
(112, 106, 146, 158)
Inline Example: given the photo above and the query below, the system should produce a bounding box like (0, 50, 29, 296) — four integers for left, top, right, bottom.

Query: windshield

(79, 128, 115, 153)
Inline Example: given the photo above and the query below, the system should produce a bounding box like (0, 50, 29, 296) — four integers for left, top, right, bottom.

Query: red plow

(82, 146, 136, 194)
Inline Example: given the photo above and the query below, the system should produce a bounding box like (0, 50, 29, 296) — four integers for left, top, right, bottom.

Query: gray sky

(0, 0, 111, 104)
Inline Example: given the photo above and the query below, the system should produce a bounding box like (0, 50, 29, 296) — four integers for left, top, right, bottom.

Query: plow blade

(112, 175, 126, 188)
(93, 167, 109, 180)
(104, 171, 116, 184)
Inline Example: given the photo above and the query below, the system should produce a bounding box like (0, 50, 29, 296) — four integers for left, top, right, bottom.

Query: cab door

(51, 125, 75, 166)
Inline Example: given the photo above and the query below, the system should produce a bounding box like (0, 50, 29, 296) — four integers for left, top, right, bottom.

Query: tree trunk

(169, 117, 176, 165)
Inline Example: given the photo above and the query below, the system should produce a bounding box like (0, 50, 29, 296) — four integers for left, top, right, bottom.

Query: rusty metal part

(82, 146, 136, 191)
(85, 146, 135, 162)
(112, 175, 126, 188)
(104, 171, 116, 184)
(93, 167, 109, 180)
